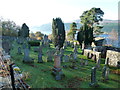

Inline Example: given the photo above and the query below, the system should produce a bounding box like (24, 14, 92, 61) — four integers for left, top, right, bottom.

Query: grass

(10, 41, 120, 88)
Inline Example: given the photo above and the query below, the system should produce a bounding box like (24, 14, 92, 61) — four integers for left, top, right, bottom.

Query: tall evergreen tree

(52, 18, 65, 49)
(67, 22, 77, 40)
(19, 23, 29, 38)
(77, 7, 104, 48)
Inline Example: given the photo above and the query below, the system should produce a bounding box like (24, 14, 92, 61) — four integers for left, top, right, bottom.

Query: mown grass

(10, 41, 120, 88)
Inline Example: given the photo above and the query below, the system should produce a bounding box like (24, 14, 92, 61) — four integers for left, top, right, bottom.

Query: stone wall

(106, 50, 120, 67)
(83, 49, 101, 63)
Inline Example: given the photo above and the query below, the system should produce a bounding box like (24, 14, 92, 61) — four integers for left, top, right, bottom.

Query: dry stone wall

(106, 50, 120, 67)
(83, 49, 101, 63)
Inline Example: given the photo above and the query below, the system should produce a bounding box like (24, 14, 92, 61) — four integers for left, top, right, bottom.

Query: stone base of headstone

(52, 67, 65, 80)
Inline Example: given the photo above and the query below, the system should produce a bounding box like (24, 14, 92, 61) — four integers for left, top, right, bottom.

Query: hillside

(30, 19, 118, 35)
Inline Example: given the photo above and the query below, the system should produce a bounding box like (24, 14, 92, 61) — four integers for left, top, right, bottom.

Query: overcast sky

(0, 0, 119, 27)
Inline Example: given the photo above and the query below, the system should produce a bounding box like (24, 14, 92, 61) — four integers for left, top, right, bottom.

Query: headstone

(73, 53, 77, 61)
(60, 48, 64, 62)
(73, 45, 77, 54)
(96, 59, 101, 68)
(89, 67, 99, 87)
(85, 60, 88, 66)
(22, 43, 27, 49)
(23, 48, 33, 63)
(2, 41, 11, 54)
(38, 52, 43, 63)
(52, 54, 64, 80)
(80, 58, 85, 66)
(63, 55, 69, 62)
(47, 51, 53, 62)
(69, 53, 73, 61)
(102, 65, 109, 81)
(17, 47, 22, 54)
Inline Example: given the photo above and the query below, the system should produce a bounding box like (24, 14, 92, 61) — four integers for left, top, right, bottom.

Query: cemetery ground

(10, 41, 120, 88)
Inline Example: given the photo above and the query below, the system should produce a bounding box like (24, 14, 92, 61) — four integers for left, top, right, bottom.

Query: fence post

(9, 63, 15, 90)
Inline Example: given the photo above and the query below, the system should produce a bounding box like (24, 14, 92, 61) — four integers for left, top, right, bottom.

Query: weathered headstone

(23, 48, 33, 63)
(63, 55, 69, 62)
(60, 48, 64, 62)
(89, 67, 99, 87)
(22, 43, 27, 49)
(73, 45, 78, 54)
(52, 54, 64, 80)
(102, 65, 109, 81)
(38, 52, 43, 63)
(17, 47, 22, 54)
(2, 41, 11, 55)
(80, 58, 85, 66)
(73, 52, 77, 61)
(96, 59, 101, 68)
(85, 60, 88, 66)
(47, 51, 53, 62)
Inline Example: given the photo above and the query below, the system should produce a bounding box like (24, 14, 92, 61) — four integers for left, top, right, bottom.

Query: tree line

(52, 7, 104, 49)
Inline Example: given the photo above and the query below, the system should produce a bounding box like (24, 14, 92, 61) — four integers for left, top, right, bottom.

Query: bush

(28, 41, 40, 46)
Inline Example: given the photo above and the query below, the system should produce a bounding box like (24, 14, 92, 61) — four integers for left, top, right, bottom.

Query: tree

(67, 22, 77, 41)
(77, 7, 104, 48)
(1, 19, 20, 36)
(52, 18, 65, 49)
(19, 23, 30, 38)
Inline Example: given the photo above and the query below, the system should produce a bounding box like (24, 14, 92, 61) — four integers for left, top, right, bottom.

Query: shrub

(28, 41, 40, 46)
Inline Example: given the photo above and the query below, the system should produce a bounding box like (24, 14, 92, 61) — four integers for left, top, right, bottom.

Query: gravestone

(69, 53, 73, 61)
(96, 59, 101, 69)
(73, 53, 77, 61)
(47, 51, 53, 62)
(73, 45, 78, 54)
(80, 58, 85, 66)
(85, 60, 88, 66)
(23, 48, 33, 63)
(102, 65, 109, 81)
(63, 55, 69, 62)
(22, 43, 27, 49)
(89, 67, 99, 87)
(60, 48, 64, 62)
(2, 41, 11, 55)
(17, 47, 22, 54)
(38, 52, 43, 63)
(52, 54, 64, 80)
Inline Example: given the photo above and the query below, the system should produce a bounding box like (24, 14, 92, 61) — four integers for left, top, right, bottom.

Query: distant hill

(31, 19, 118, 35)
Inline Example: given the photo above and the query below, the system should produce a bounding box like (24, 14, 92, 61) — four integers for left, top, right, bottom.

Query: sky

(0, 0, 119, 28)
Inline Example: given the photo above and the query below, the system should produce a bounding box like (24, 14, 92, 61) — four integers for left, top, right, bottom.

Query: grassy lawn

(10, 41, 120, 88)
